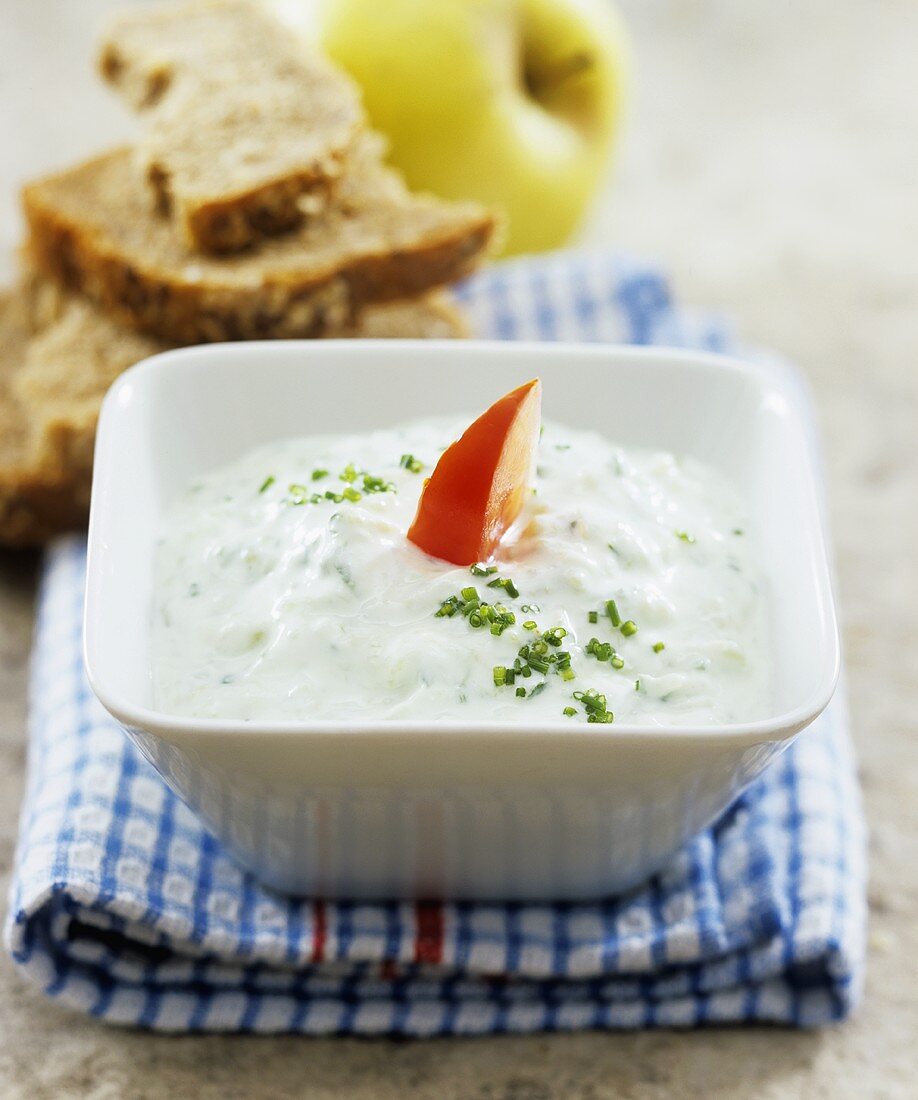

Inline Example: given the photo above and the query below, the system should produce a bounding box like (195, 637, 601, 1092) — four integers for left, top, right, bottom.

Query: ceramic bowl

(84, 341, 839, 899)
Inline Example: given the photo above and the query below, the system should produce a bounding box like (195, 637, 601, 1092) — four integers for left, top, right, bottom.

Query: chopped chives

(610, 655, 625, 669)
(493, 666, 507, 687)
(588, 610, 598, 624)
(516, 686, 527, 697)
(399, 453, 424, 473)
(585, 637, 616, 664)
(620, 620, 638, 637)
(578, 689, 603, 709)
(258, 475, 275, 493)
(362, 473, 395, 494)
(675, 530, 696, 544)
(286, 465, 395, 508)
(563, 706, 577, 717)
(653, 642, 665, 653)
(470, 562, 497, 577)
(487, 576, 520, 599)
(573, 687, 612, 724)
(436, 591, 587, 695)
(606, 599, 622, 627)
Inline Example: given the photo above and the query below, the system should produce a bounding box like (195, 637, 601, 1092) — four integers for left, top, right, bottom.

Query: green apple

(315, 0, 629, 256)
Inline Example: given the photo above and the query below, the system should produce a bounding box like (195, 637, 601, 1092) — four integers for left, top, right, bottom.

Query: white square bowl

(85, 341, 839, 900)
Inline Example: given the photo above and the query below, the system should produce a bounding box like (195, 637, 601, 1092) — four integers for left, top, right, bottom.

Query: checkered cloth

(5, 253, 866, 1033)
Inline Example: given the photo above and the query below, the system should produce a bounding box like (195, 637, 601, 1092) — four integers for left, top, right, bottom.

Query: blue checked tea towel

(5, 252, 866, 1033)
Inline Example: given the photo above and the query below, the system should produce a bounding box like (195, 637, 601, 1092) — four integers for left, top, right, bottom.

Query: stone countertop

(1, 1, 915, 1097)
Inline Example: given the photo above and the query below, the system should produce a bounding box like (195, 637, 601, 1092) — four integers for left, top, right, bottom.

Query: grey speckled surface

(1, 1, 916, 1096)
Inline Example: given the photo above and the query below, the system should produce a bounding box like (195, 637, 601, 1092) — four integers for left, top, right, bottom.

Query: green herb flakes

(572, 688, 613, 724)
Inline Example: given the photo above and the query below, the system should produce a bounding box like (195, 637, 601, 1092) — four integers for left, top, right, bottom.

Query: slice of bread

(0, 277, 467, 545)
(23, 143, 494, 344)
(98, 0, 364, 253)
(0, 288, 94, 546)
(342, 295, 468, 339)
(16, 293, 166, 481)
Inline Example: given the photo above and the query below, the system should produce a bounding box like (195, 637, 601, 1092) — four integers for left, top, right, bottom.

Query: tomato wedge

(407, 379, 542, 565)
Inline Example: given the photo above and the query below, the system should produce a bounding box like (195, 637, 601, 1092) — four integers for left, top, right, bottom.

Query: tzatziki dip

(152, 415, 771, 726)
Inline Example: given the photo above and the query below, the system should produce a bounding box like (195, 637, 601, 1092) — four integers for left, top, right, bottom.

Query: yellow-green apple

(314, 0, 629, 256)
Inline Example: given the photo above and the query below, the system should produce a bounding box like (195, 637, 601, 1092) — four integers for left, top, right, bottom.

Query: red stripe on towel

(414, 902, 444, 965)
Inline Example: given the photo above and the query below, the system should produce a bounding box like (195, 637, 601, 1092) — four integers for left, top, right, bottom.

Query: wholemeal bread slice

(343, 294, 468, 339)
(0, 287, 42, 472)
(98, 0, 365, 253)
(0, 288, 93, 545)
(23, 143, 494, 344)
(18, 282, 467, 476)
(16, 294, 166, 481)
(0, 276, 467, 545)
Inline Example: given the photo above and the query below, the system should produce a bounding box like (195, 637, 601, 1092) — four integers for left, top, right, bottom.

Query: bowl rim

(84, 339, 840, 745)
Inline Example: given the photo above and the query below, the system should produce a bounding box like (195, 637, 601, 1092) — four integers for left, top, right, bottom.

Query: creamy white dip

(153, 417, 770, 726)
